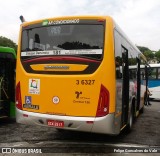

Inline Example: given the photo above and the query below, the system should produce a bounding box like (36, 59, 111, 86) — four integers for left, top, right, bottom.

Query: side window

(148, 68, 157, 79)
(114, 30, 122, 79)
(122, 46, 129, 81)
(128, 45, 138, 80)
(130, 69, 137, 79)
(158, 68, 160, 79)
(140, 69, 145, 80)
(115, 57, 122, 79)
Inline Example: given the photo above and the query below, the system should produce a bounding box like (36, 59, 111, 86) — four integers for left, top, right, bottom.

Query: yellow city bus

(16, 16, 148, 135)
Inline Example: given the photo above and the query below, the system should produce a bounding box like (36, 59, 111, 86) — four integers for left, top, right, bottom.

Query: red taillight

(16, 82, 22, 110)
(96, 85, 110, 117)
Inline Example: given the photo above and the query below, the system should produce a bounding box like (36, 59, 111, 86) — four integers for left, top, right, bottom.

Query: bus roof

(21, 15, 113, 26)
(0, 46, 16, 58)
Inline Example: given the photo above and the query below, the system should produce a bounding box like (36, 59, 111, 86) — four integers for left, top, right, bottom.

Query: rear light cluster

(96, 84, 110, 117)
(16, 82, 22, 110)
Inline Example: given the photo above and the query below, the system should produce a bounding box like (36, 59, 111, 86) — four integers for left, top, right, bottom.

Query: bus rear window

(21, 24, 104, 60)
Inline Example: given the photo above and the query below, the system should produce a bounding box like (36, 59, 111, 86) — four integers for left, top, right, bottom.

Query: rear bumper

(16, 108, 118, 135)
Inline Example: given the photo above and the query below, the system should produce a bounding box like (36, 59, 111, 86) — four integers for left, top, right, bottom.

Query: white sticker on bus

(21, 49, 102, 56)
(29, 79, 40, 94)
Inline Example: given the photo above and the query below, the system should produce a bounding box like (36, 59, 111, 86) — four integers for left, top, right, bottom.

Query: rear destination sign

(42, 19, 80, 26)
(21, 49, 102, 56)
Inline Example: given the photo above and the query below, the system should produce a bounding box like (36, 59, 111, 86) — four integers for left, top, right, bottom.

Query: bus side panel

(114, 30, 123, 133)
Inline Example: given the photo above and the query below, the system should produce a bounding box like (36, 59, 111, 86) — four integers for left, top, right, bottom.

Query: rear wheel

(126, 106, 134, 132)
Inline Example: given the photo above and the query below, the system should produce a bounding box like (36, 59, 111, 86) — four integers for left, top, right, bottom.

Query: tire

(126, 106, 134, 132)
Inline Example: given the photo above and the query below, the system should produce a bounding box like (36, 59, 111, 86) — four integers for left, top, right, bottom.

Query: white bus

(147, 64, 160, 99)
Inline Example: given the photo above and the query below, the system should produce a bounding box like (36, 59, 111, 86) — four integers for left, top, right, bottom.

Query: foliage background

(0, 36, 17, 52)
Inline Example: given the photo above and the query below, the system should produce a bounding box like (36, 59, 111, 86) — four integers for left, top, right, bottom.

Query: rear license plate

(47, 120, 64, 128)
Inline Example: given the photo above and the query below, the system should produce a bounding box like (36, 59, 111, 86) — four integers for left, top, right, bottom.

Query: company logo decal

(73, 91, 90, 104)
(29, 79, 40, 94)
(75, 91, 82, 99)
(42, 20, 49, 26)
(44, 65, 69, 70)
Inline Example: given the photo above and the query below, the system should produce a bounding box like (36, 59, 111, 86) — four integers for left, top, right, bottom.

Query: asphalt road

(0, 101, 160, 155)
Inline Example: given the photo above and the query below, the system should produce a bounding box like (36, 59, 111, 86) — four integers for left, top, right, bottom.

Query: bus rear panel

(16, 17, 117, 134)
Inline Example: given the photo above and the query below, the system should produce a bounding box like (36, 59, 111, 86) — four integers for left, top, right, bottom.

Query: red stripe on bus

(23, 56, 101, 63)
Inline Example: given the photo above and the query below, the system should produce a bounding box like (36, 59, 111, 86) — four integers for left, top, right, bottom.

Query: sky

(0, 0, 160, 51)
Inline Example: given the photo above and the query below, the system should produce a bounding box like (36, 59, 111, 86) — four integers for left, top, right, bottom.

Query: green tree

(155, 50, 160, 63)
(143, 50, 154, 61)
(137, 46, 155, 62)
(137, 46, 150, 53)
(0, 36, 17, 51)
